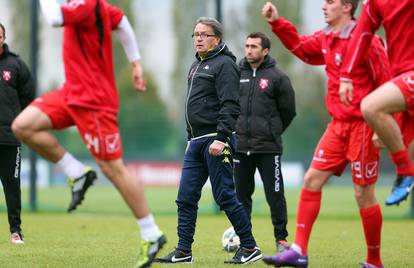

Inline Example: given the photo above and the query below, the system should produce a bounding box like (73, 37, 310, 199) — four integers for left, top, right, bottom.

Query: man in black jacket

(234, 32, 296, 253)
(155, 17, 261, 265)
(0, 23, 35, 244)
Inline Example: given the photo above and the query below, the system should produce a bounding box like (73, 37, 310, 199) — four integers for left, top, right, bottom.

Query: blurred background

(0, 0, 408, 213)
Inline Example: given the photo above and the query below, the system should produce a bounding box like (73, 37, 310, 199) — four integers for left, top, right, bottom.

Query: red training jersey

(341, 0, 414, 79)
(270, 18, 390, 121)
(60, 0, 123, 112)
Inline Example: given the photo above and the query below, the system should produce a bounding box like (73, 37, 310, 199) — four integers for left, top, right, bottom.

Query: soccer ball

(221, 226, 240, 252)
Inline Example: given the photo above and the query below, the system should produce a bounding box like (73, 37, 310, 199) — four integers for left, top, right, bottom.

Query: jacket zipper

(185, 61, 202, 138)
(246, 68, 257, 154)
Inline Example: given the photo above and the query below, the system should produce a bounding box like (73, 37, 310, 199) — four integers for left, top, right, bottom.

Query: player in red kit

(340, 0, 414, 207)
(261, 1, 390, 268)
(11, 0, 166, 267)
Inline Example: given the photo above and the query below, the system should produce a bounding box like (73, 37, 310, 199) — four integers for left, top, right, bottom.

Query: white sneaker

(11, 232, 24, 244)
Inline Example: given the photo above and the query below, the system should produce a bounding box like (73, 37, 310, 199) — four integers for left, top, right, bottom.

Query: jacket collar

(196, 42, 227, 61)
(240, 55, 276, 70)
(322, 20, 356, 39)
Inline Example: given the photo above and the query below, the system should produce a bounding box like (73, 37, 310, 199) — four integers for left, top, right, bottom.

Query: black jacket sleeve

(17, 59, 35, 109)
(215, 58, 240, 142)
(276, 75, 296, 132)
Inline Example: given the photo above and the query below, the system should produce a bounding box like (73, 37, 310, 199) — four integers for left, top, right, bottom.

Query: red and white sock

(293, 188, 322, 255)
(360, 204, 382, 267)
(391, 149, 414, 176)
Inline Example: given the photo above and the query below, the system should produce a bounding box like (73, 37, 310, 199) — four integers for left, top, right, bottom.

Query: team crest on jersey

(334, 53, 342, 66)
(259, 78, 269, 91)
(2, 70, 11, 81)
(317, 149, 324, 158)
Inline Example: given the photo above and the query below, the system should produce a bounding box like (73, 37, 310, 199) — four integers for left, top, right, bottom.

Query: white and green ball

(221, 226, 240, 252)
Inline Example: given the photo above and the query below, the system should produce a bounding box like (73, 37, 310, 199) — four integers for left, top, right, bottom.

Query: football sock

(293, 188, 322, 255)
(360, 204, 382, 267)
(390, 149, 414, 176)
(137, 214, 161, 241)
(56, 152, 87, 179)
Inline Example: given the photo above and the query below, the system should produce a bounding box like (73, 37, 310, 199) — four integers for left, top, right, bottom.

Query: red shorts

(393, 70, 414, 116)
(31, 90, 122, 160)
(310, 120, 380, 185)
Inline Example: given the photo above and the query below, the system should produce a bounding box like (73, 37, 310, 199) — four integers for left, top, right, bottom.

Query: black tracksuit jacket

(185, 43, 240, 142)
(236, 55, 296, 154)
(0, 44, 34, 145)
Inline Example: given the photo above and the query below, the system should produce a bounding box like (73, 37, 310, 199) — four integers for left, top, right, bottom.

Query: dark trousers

(234, 153, 288, 243)
(0, 145, 22, 233)
(176, 136, 256, 252)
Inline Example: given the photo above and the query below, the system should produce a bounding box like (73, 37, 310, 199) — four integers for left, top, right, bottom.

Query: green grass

(0, 186, 413, 267)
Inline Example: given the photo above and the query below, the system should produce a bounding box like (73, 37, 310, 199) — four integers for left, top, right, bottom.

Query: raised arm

(341, 0, 382, 81)
(262, 2, 324, 65)
(339, 0, 382, 106)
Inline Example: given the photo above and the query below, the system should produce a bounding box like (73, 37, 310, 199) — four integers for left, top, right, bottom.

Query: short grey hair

(194, 17, 223, 42)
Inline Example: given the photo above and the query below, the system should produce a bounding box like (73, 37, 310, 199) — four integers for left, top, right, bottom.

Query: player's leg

(292, 168, 332, 254)
(0, 145, 23, 244)
(349, 121, 382, 268)
(233, 152, 256, 218)
(354, 184, 383, 268)
(264, 122, 345, 267)
(12, 94, 93, 212)
(385, 112, 414, 205)
(97, 158, 166, 267)
(12, 106, 65, 162)
(263, 168, 332, 267)
(361, 80, 414, 176)
(76, 107, 164, 243)
(256, 153, 288, 252)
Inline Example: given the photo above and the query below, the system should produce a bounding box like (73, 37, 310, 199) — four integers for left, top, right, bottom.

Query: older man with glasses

(155, 17, 262, 265)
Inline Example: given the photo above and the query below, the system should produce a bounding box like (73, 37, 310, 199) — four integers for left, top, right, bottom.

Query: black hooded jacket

(236, 55, 296, 154)
(0, 44, 35, 145)
(185, 43, 240, 142)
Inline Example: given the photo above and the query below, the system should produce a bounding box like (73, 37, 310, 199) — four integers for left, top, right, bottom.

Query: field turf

(0, 186, 413, 267)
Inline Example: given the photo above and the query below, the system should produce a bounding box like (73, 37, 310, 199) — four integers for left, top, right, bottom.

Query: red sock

(360, 204, 382, 267)
(390, 149, 414, 176)
(293, 188, 322, 255)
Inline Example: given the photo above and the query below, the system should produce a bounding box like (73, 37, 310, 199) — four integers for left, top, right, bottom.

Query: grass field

(0, 186, 413, 267)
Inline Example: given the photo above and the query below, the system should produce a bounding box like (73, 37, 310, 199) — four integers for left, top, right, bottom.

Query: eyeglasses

(192, 33, 216, 39)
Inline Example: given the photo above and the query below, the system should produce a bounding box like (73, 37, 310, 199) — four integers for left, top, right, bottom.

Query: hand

(372, 132, 385, 149)
(131, 60, 146, 92)
(209, 140, 225, 156)
(262, 2, 279, 22)
(339, 81, 353, 107)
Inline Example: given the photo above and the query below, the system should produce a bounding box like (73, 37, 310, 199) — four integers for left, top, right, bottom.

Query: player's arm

(39, 0, 63, 26)
(262, 2, 324, 65)
(114, 16, 146, 91)
(339, 0, 382, 106)
(367, 37, 391, 89)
